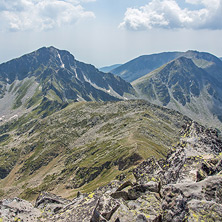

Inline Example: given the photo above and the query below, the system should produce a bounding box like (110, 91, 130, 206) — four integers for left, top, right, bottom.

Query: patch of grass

(0, 134, 10, 143)
(0, 148, 19, 179)
(0, 189, 4, 198)
(19, 187, 40, 201)
(80, 167, 121, 194)
(19, 143, 60, 176)
(26, 87, 42, 108)
(46, 89, 62, 103)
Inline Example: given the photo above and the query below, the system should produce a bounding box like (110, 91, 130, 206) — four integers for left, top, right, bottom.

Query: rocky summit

(0, 117, 222, 221)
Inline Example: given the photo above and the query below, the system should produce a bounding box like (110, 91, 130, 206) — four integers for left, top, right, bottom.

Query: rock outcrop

(0, 121, 222, 221)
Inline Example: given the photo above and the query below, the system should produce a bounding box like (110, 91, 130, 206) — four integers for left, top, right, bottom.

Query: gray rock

(161, 176, 222, 221)
(0, 197, 41, 222)
(91, 194, 120, 221)
(186, 199, 222, 221)
(35, 191, 71, 214)
(110, 191, 129, 201)
(116, 180, 134, 192)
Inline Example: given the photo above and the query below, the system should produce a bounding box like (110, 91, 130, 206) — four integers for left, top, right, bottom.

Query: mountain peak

(35, 46, 75, 61)
(0, 47, 136, 121)
(34, 46, 59, 55)
(133, 53, 222, 130)
(0, 46, 77, 83)
(37, 46, 61, 52)
(185, 50, 199, 54)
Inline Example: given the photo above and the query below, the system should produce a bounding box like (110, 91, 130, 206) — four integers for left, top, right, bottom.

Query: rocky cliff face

(1, 120, 222, 221)
(133, 56, 222, 131)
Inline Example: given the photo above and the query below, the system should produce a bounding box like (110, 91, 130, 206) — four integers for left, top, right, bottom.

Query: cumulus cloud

(120, 0, 222, 30)
(0, 0, 95, 32)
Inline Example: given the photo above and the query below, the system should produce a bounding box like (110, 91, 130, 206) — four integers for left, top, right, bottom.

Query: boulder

(91, 194, 120, 221)
(110, 191, 129, 201)
(35, 191, 71, 214)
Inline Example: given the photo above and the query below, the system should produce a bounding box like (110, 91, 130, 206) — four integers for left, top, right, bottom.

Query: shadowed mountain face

(133, 56, 222, 130)
(134, 57, 205, 105)
(0, 47, 135, 121)
(111, 52, 183, 82)
(111, 50, 222, 84)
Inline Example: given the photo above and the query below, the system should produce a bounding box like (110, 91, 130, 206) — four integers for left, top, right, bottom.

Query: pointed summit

(0, 47, 136, 120)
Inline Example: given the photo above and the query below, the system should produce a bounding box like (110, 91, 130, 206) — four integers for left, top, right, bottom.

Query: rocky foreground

(1, 121, 222, 221)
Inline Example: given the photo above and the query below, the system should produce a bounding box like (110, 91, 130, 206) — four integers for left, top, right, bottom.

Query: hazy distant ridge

(99, 64, 121, 73)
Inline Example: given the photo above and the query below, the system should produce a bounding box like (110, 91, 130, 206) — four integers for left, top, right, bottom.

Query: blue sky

(0, 0, 222, 67)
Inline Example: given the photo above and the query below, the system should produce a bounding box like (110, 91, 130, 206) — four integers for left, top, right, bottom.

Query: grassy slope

(0, 100, 190, 201)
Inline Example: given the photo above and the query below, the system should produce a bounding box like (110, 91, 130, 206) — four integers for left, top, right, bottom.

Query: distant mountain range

(110, 52, 183, 82)
(0, 47, 135, 121)
(99, 64, 121, 73)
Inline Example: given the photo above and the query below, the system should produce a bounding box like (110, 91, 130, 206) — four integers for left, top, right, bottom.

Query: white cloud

(185, 0, 220, 8)
(120, 0, 222, 30)
(80, 0, 96, 2)
(0, 0, 95, 32)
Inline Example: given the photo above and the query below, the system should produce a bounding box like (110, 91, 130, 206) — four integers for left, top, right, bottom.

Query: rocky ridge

(0, 100, 189, 201)
(1, 120, 222, 221)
